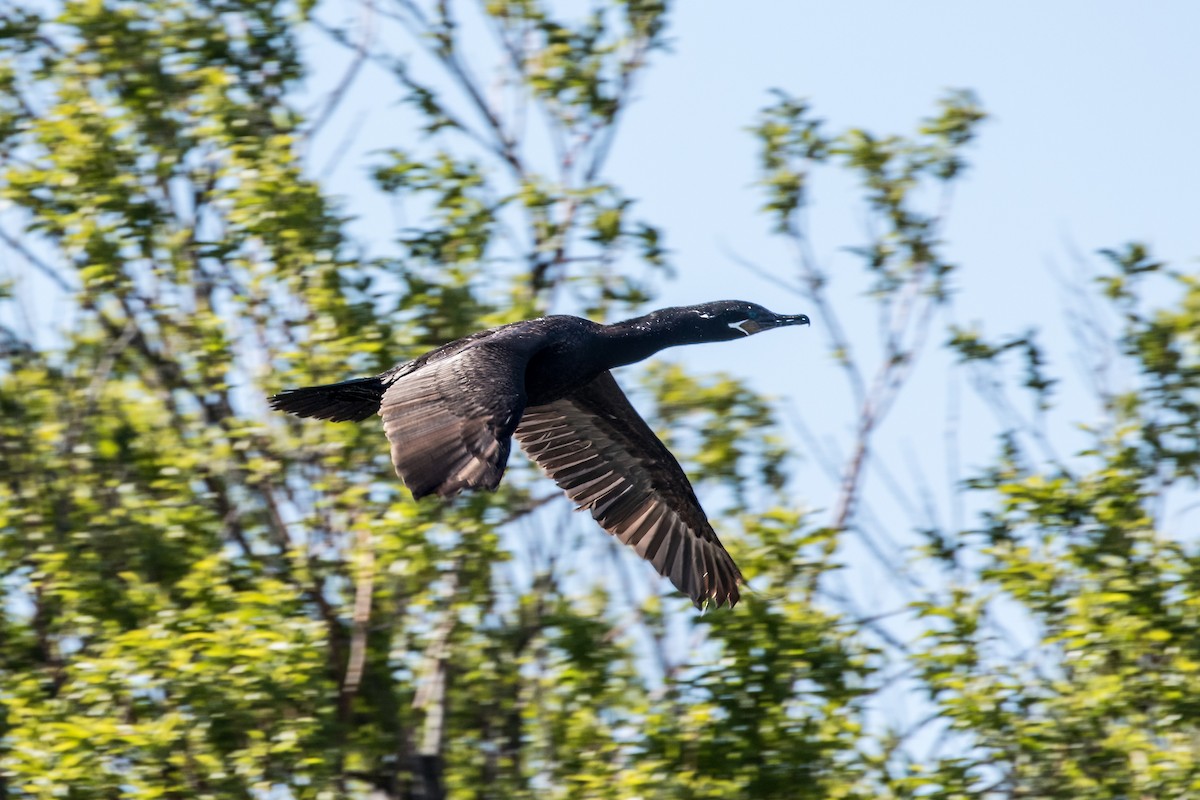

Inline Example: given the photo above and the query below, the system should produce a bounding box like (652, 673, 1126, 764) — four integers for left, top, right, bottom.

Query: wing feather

(380, 345, 527, 499)
(515, 371, 742, 607)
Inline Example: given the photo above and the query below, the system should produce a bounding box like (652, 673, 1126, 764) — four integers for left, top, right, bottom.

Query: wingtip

(693, 579, 742, 611)
(697, 557, 743, 610)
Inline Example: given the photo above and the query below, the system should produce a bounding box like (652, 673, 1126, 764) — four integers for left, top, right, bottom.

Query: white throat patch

(727, 319, 753, 336)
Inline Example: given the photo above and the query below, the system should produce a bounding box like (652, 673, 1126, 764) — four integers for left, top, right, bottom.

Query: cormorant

(269, 300, 810, 607)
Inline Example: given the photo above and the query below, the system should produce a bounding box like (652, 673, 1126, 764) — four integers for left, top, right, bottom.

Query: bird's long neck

(595, 313, 704, 370)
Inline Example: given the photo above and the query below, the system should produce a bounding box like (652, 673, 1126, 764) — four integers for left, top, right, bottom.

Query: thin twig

(394, 0, 526, 176)
(303, 0, 376, 147)
(0, 225, 76, 293)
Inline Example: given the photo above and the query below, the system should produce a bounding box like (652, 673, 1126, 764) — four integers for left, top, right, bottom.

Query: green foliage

(909, 250, 1200, 798)
(0, 1, 864, 796)
(747, 51, 1200, 800)
(754, 88, 985, 300)
(0, 1, 1195, 798)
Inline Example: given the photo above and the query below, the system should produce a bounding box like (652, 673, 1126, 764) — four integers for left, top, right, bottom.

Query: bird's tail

(268, 376, 386, 423)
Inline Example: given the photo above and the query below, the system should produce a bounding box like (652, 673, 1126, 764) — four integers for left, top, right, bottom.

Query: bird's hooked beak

(776, 313, 811, 328)
(734, 313, 810, 335)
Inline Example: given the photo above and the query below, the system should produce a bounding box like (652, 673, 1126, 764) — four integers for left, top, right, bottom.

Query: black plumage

(269, 300, 810, 607)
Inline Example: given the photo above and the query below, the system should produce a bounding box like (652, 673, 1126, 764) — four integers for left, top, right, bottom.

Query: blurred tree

(0, 2, 1195, 800)
(903, 249, 1200, 799)
(0, 1, 868, 797)
(751, 86, 1200, 799)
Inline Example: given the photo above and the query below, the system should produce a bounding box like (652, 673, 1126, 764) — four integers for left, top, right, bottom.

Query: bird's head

(605, 300, 811, 369)
(676, 300, 811, 342)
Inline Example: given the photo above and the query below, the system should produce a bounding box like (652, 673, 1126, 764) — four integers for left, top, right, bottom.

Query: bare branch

(787, 217, 867, 406)
(412, 563, 459, 800)
(341, 525, 376, 702)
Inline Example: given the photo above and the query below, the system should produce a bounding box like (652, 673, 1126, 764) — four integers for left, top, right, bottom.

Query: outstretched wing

(514, 371, 742, 607)
(381, 344, 527, 499)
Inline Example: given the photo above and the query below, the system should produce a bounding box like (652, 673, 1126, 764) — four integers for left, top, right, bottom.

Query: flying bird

(269, 301, 810, 607)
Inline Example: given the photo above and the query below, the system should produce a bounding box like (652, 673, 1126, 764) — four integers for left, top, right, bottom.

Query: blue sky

(609, 2, 1199, 350)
